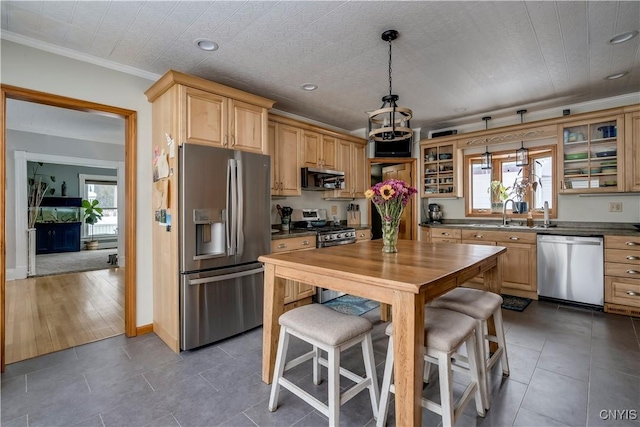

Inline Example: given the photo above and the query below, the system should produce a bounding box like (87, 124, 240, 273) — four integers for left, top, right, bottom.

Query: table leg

(262, 263, 285, 384)
(483, 256, 503, 354)
(392, 291, 425, 427)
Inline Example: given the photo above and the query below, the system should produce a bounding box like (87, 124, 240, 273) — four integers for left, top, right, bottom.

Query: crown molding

(1, 31, 160, 82)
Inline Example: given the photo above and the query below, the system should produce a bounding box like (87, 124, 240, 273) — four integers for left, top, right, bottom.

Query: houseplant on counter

(365, 179, 417, 253)
(82, 199, 103, 250)
(510, 164, 543, 214)
(488, 180, 509, 214)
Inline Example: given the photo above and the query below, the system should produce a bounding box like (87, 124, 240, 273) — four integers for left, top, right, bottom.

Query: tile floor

(2, 300, 639, 427)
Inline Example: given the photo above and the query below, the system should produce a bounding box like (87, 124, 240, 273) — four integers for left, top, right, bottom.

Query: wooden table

(259, 240, 506, 427)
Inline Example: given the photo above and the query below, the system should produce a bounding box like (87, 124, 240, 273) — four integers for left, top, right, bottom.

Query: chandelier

(368, 30, 413, 142)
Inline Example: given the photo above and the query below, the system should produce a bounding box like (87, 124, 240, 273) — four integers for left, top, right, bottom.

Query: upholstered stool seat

(377, 308, 485, 427)
(269, 304, 379, 426)
(430, 287, 510, 410)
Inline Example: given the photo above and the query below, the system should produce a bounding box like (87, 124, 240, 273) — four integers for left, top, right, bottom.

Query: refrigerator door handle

(188, 266, 264, 285)
(227, 159, 238, 255)
(226, 161, 232, 254)
(236, 158, 244, 256)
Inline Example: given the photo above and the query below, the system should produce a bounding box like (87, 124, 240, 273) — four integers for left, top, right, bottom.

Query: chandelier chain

(388, 39, 393, 96)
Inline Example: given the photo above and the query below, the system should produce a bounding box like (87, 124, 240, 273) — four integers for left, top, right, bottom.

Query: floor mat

(501, 294, 532, 312)
(35, 248, 117, 276)
(323, 295, 380, 316)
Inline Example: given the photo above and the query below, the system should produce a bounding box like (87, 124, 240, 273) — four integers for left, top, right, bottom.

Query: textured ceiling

(2, 1, 640, 133)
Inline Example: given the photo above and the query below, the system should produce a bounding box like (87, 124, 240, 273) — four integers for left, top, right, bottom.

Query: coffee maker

(428, 203, 443, 223)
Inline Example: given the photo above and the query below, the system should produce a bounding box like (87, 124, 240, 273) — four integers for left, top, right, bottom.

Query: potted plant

(82, 199, 103, 250)
(510, 164, 543, 213)
(28, 162, 56, 228)
(488, 180, 509, 213)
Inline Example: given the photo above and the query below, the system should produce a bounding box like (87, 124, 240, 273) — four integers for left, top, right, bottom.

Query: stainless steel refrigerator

(179, 143, 270, 350)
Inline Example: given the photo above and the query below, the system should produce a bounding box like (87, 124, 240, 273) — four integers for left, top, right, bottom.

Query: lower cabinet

(270, 236, 316, 306)
(35, 222, 82, 254)
(355, 228, 372, 242)
(604, 235, 640, 317)
(459, 229, 538, 299)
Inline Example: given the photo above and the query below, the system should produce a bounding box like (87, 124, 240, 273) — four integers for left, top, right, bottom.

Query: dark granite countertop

(419, 221, 640, 237)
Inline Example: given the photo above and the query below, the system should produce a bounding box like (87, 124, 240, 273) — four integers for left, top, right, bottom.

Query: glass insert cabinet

(558, 115, 624, 193)
(33, 197, 82, 254)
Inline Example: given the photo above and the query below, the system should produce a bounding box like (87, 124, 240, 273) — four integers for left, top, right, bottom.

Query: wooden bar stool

(377, 308, 485, 427)
(430, 287, 510, 410)
(268, 304, 379, 426)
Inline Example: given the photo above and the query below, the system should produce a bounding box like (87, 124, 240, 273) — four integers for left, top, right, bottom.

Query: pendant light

(368, 30, 413, 142)
(515, 109, 529, 166)
(480, 116, 492, 169)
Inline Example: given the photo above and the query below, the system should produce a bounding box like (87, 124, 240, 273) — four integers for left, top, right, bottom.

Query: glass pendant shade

(368, 30, 413, 143)
(481, 146, 492, 169)
(516, 143, 529, 166)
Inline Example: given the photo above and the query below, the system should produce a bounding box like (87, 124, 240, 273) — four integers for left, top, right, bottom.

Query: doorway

(367, 157, 418, 240)
(1, 85, 138, 372)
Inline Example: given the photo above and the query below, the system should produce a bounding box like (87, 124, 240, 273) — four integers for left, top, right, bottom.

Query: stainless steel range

(290, 209, 357, 303)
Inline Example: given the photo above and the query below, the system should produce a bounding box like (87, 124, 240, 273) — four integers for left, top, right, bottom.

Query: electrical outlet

(609, 202, 622, 212)
(331, 205, 338, 215)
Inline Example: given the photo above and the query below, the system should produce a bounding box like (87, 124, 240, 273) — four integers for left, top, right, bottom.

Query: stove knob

(337, 233, 343, 239)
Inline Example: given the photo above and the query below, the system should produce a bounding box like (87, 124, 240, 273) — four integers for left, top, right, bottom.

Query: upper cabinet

(328, 139, 367, 199)
(420, 141, 461, 198)
(558, 115, 624, 193)
(145, 70, 275, 154)
(625, 111, 640, 192)
(268, 121, 302, 197)
(302, 132, 337, 170)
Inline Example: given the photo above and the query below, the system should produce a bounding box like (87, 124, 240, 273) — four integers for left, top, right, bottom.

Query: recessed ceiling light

(194, 38, 218, 51)
(605, 71, 629, 80)
(453, 107, 467, 113)
(609, 30, 639, 44)
(301, 83, 318, 91)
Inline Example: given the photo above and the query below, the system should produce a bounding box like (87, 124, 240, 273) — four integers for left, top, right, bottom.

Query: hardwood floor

(5, 268, 125, 364)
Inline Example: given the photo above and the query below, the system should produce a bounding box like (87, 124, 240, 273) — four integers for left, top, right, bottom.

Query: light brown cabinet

(558, 115, 624, 193)
(604, 235, 640, 317)
(182, 86, 268, 154)
(268, 121, 302, 196)
(439, 228, 538, 299)
(303, 131, 337, 170)
(327, 139, 367, 199)
(270, 236, 316, 304)
(624, 111, 640, 192)
(420, 141, 460, 197)
(145, 70, 275, 352)
(355, 229, 372, 242)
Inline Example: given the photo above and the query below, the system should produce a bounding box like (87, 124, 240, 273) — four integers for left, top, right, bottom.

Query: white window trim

(79, 173, 118, 239)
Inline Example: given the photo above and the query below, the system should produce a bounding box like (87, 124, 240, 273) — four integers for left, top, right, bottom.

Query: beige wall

(2, 40, 156, 326)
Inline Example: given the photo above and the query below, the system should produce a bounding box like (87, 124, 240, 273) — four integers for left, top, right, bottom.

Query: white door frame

(14, 151, 124, 279)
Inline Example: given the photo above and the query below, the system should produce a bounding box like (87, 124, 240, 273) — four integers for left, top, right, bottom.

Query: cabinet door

(502, 242, 536, 292)
(321, 135, 337, 170)
(35, 225, 50, 254)
(302, 131, 321, 168)
(183, 87, 226, 147)
(352, 143, 367, 198)
(559, 115, 623, 193)
(51, 224, 80, 252)
(267, 121, 278, 194)
(421, 142, 456, 197)
(277, 124, 302, 196)
(295, 282, 316, 300)
(335, 139, 353, 198)
(625, 111, 640, 192)
(229, 99, 265, 153)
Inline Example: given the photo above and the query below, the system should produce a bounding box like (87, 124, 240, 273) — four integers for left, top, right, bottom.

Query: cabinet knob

(626, 270, 639, 275)
(627, 256, 640, 261)
(224, 135, 228, 146)
(509, 236, 520, 241)
(442, 232, 450, 236)
(474, 234, 483, 238)
(626, 241, 639, 246)
(277, 243, 286, 249)
(231, 136, 236, 146)
(359, 233, 365, 237)
(301, 241, 310, 246)
(626, 291, 639, 296)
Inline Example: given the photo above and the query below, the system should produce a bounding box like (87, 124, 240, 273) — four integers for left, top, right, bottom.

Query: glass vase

(381, 219, 400, 253)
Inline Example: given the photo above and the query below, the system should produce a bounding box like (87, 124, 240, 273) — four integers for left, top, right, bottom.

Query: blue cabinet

(35, 222, 81, 254)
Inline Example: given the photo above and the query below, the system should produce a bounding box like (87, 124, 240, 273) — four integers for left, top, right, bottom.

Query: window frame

(79, 174, 118, 239)
(464, 145, 557, 218)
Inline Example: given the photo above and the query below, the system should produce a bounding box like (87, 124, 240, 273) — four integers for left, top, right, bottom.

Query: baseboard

(136, 324, 154, 335)
(5, 266, 27, 281)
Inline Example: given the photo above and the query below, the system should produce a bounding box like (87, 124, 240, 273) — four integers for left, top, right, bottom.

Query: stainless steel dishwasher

(537, 235, 604, 307)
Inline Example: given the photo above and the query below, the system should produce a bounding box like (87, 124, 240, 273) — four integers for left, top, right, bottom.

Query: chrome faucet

(503, 199, 515, 225)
